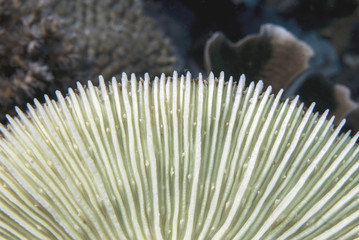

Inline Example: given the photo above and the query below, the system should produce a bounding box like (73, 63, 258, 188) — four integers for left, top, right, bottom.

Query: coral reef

(0, 0, 84, 123)
(49, 0, 177, 81)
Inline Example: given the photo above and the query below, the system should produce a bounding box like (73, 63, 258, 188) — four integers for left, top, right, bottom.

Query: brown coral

(0, 0, 85, 123)
(204, 24, 314, 93)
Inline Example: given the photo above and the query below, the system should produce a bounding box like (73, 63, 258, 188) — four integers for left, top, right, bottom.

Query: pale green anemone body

(0, 72, 358, 239)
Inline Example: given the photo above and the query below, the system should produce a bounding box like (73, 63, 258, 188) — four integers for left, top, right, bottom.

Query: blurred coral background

(1, 0, 359, 137)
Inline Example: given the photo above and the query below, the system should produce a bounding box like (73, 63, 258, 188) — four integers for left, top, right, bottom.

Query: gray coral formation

(49, 0, 177, 82)
(0, 0, 83, 123)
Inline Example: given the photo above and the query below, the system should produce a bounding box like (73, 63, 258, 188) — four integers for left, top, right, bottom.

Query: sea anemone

(0, 72, 358, 239)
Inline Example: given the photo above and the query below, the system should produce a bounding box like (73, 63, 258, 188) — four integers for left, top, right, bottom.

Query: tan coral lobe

(204, 24, 314, 93)
(0, 72, 359, 239)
